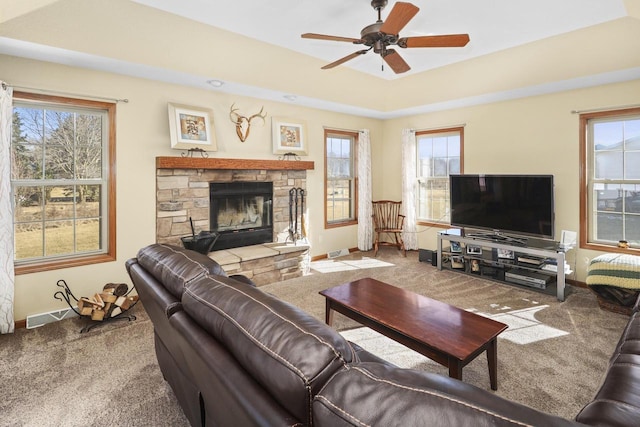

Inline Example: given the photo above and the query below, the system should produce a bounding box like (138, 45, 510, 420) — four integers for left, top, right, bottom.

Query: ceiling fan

(301, 0, 470, 74)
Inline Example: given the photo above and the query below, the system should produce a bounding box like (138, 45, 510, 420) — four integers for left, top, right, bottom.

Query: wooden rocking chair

(372, 200, 406, 257)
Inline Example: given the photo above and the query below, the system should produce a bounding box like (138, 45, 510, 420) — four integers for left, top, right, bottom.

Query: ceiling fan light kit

(301, 1, 470, 74)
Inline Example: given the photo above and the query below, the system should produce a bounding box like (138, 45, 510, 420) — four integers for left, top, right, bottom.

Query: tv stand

(464, 231, 527, 246)
(437, 229, 571, 301)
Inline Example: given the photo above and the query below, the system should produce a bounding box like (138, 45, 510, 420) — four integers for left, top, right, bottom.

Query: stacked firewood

(77, 283, 138, 321)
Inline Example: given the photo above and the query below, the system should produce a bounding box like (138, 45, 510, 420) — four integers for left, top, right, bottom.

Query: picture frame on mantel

(272, 117, 307, 155)
(168, 103, 218, 152)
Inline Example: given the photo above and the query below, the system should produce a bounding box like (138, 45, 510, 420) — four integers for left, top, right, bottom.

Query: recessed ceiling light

(207, 79, 224, 87)
(284, 95, 297, 101)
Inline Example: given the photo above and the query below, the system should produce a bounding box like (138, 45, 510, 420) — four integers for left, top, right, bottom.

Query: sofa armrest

(348, 341, 395, 366)
(314, 363, 581, 427)
(229, 274, 257, 287)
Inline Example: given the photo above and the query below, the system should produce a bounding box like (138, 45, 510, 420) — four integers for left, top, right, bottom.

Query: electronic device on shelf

(505, 269, 552, 289)
(449, 174, 554, 240)
(517, 256, 545, 266)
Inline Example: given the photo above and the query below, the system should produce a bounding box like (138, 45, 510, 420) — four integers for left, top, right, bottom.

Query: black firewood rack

(54, 279, 138, 333)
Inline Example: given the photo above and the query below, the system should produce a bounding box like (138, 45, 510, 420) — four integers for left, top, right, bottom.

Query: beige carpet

(261, 250, 629, 421)
(0, 250, 629, 425)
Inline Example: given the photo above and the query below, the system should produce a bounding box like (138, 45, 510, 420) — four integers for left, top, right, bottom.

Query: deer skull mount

(229, 103, 266, 142)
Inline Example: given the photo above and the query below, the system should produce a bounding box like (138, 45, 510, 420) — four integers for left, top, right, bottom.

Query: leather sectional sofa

(126, 244, 640, 426)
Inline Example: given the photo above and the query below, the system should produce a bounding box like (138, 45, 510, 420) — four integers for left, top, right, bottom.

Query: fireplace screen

(210, 182, 273, 250)
(217, 195, 269, 231)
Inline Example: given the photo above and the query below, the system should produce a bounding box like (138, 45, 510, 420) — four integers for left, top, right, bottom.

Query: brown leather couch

(126, 244, 640, 427)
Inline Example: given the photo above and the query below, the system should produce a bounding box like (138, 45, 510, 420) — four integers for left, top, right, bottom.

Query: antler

(229, 103, 241, 124)
(228, 104, 266, 142)
(248, 106, 266, 124)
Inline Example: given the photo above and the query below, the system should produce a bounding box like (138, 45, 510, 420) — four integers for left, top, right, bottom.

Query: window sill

(416, 221, 451, 229)
(326, 219, 358, 229)
(15, 253, 116, 275)
(581, 242, 640, 256)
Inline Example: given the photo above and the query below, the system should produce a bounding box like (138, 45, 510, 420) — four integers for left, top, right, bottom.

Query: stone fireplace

(155, 156, 314, 250)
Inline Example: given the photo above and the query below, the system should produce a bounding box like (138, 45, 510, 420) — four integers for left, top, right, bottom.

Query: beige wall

(3, 53, 640, 321)
(1, 55, 381, 320)
(381, 79, 640, 283)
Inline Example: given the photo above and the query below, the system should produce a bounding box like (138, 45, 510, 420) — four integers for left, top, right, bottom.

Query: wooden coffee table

(319, 277, 508, 390)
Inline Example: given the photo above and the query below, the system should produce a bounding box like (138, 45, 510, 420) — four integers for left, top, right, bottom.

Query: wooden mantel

(156, 156, 314, 171)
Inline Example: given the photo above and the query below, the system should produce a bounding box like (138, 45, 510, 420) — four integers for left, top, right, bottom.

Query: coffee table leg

(487, 338, 498, 390)
(449, 360, 463, 381)
(325, 300, 334, 326)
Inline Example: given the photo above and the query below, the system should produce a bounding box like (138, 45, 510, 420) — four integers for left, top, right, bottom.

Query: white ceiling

(132, 0, 628, 80)
(0, 0, 637, 118)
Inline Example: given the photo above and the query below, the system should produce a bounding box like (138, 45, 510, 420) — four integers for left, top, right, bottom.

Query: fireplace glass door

(210, 182, 273, 250)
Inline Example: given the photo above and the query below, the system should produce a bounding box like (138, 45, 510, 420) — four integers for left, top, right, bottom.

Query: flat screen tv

(449, 174, 554, 240)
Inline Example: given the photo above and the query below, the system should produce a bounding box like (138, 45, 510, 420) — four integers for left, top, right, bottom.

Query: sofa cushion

(313, 363, 580, 427)
(181, 274, 355, 425)
(136, 243, 226, 299)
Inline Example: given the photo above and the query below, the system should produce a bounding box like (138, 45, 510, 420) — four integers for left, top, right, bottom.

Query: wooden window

(580, 107, 640, 252)
(11, 92, 116, 273)
(416, 127, 464, 225)
(325, 129, 357, 227)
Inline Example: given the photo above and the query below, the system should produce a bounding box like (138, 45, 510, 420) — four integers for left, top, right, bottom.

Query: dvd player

(505, 269, 551, 289)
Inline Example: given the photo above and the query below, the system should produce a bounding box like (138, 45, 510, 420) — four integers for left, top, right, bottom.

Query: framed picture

(467, 245, 482, 255)
(450, 241, 462, 253)
(451, 256, 465, 269)
(470, 259, 481, 274)
(272, 117, 307, 155)
(497, 248, 515, 259)
(168, 103, 217, 151)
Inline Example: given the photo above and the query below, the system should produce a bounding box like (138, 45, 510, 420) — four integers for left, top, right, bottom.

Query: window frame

(415, 126, 464, 227)
(12, 91, 116, 274)
(579, 107, 640, 254)
(324, 129, 358, 228)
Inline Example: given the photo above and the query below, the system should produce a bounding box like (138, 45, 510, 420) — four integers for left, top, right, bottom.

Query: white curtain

(401, 128, 419, 250)
(0, 82, 15, 334)
(357, 129, 373, 251)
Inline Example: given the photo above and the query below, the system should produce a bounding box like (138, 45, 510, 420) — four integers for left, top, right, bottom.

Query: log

(103, 283, 128, 297)
(91, 308, 105, 321)
(100, 293, 117, 303)
(77, 299, 93, 316)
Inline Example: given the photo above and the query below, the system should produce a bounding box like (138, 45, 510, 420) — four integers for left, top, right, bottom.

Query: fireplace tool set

(288, 187, 306, 244)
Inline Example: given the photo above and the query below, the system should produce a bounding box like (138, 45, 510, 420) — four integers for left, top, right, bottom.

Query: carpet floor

(0, 249, 629, 426)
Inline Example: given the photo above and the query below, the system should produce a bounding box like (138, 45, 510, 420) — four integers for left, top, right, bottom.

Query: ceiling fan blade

(399, 34, 470, 48)
(321, 50, 369, 70)
(301, 33, 363, 44)
(383, 49, 410, 74)
(379, 2, 419, 35)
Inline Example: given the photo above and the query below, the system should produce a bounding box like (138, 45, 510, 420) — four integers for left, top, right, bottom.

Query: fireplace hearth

(210, 182, 273, 250)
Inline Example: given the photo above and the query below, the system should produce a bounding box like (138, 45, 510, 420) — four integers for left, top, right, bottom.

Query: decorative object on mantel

(181, 147, 209, 158)
(287, 187, 307, 245)
(168, 103, 218, 152)
(229, 103, 266, 142)
(272, 117, 307, 156)
(54, 280, 138, 333)
(278, 152, 302, 161)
